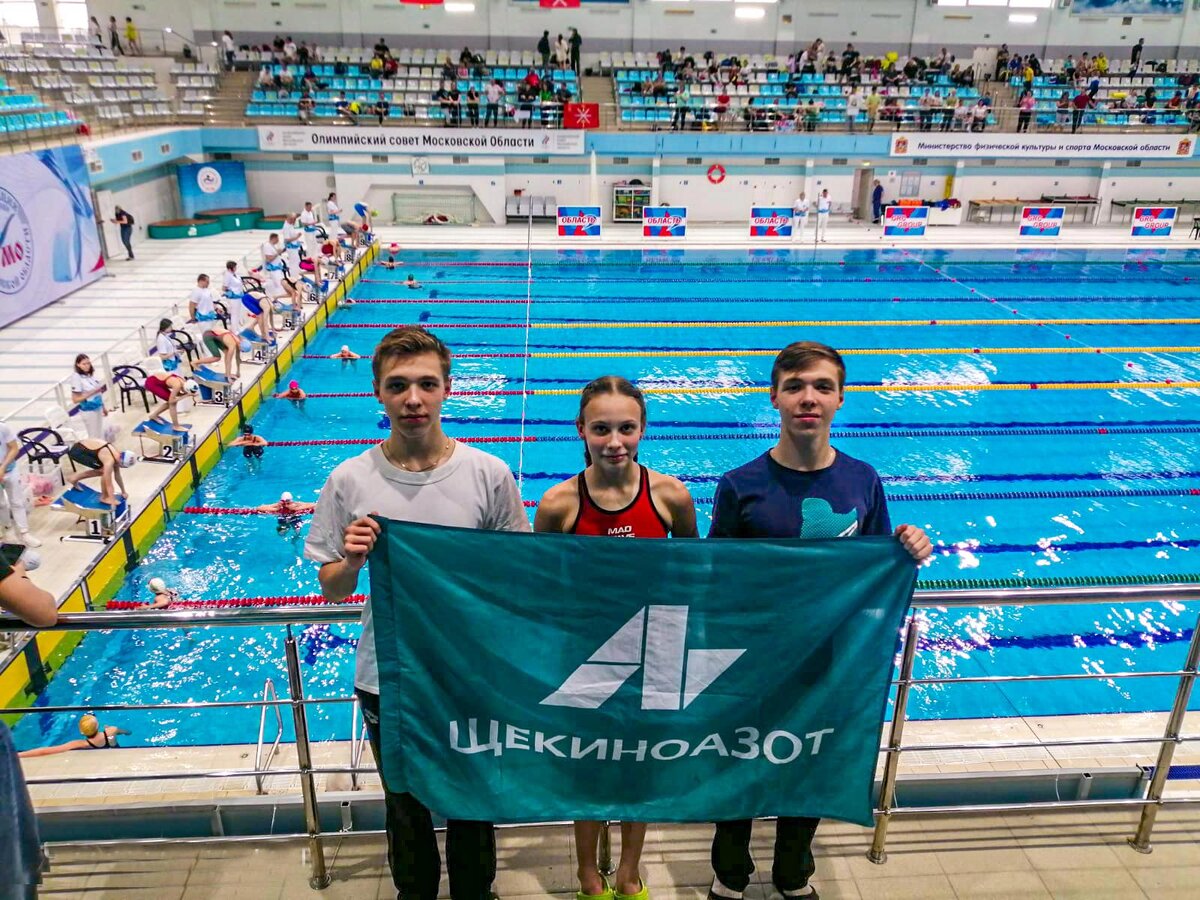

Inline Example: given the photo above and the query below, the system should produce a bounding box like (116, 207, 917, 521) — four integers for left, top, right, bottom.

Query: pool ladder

(253, 677, 284, 795)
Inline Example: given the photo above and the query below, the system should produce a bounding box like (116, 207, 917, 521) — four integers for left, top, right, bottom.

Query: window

(54, 0, 89, 32)
(0, 2, 40, 28)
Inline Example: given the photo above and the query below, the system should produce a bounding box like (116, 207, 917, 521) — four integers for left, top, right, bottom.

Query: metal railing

(2, 582, 1199, 888)
(253, 678, 284, 795)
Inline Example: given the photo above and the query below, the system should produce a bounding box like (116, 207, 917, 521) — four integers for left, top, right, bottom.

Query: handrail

(253, 677, 284, 795)
(4, 581, 1200, 633)
(348, 695, 368, 792)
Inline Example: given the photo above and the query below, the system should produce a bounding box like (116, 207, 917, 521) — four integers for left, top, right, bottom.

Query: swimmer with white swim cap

(64, 439, 136, 510)
(331, 345, 361, 360)
(257, 490, 316, 535)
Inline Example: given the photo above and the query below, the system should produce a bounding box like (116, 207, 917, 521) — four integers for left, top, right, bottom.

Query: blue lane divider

(353, 294, 1200, 306)
(918, 626, 1194, 654)
(519, 469, 1200, 486)
(431, 415, 1200, 432)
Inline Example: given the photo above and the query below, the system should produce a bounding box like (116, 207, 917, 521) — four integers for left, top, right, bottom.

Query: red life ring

(707, 164, 726, 184)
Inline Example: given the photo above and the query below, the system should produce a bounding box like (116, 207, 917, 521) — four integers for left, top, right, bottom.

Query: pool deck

(6, 224, 1200, 897)
(34, 806, 1200, 899)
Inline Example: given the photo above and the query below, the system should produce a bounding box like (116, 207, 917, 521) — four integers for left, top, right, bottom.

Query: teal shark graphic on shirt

(799, 497, 860, 539)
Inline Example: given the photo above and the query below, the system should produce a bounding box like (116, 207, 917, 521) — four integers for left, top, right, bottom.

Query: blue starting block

(52, 483, 130, 543)
(133, 419, 190, 463)
(239, 328, 277, 364)
(193, 366, 242, 407)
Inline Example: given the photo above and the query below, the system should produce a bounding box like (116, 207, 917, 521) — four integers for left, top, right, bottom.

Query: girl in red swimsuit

(534, 375, 697, 900)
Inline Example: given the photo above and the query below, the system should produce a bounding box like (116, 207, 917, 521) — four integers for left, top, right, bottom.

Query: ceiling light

(445, 2, 475, 11)
(1008, 12, 1038, 22)
(735, 6, 766, 18)
(1010, 0, 1053, 6)
(968, 0, 1010, 6)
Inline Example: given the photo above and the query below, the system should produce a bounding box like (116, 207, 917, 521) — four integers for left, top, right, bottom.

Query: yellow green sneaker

(615, 881, 650, 900)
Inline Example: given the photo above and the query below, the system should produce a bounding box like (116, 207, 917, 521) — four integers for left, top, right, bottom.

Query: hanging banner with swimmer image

(883, 206, 929, 238)
(1130, 206, 1176, 238)
(642, 206, 687, 238)
(1019, 206, 1065, 238)
(0, 145, 104, 329)
(749, 207, 793, 238)
(370, 519, 919, 826)
(557, 206, 602, 237)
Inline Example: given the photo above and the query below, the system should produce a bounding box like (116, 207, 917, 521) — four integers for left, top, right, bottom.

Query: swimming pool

(13, 246, 1200, 749)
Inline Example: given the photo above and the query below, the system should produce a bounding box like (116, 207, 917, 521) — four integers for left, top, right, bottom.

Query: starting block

(52, 484, 130, 543)
(193, 366, 242, 407)
(133, 419, 190, 463)
(239, 328, 278, 364)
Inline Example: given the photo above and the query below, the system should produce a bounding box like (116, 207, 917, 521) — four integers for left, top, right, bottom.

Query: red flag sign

(540, 0, 582, 7)
(563, 102, 599, 129)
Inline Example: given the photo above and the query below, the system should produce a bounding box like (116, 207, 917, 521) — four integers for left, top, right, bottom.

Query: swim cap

(354, 202, 368, 217)
(242, 424, 254, 435)
(341, 345, 350, 354)
(79, 715, 99, 738)
(148, 577, 167, 593)
(389, 243, 398, 250)
(184, 379, 199, 394)
(19, 549, 40, 572)
(280, 491, 294, 503)
(118, 450, 137, 468)
(289, 380, 299, 390)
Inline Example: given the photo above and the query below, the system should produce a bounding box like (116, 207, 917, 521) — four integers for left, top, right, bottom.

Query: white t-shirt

(262, 241, 281, 266)
(223, 269, 243, 296)
(304, 443, 531, 693)
(846, 92, 862, 114)
(281, 222, 302, 244)
(299, 209, 317, 229)
(189, 287, 215, 317)
(793, 197, 808, 217)
(486, 82, 503, 104)
(326, 200, 341, 219)
(155, 332, 177, 358)
(0, 420, 16, 472)
(817, 194, 831, 213)
(221, 34, 234, 53)
(70, 372, 102, 398)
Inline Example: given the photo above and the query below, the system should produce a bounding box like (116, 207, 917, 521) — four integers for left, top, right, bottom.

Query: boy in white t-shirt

(305, 326, 529, 900)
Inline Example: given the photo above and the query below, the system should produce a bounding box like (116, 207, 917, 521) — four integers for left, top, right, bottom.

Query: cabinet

(613, 185, 652, 223)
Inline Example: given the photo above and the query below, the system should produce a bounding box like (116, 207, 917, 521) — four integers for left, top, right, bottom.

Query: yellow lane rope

(528, 318, 1200, 329)
(529, 346, 1200, 359)
(523, 381, 1200, 396)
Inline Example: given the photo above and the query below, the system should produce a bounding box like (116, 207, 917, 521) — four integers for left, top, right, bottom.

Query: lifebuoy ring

(707, 164, 726, 185)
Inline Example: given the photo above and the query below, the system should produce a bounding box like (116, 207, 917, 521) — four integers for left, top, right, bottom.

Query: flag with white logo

(370, 520, 917, 826)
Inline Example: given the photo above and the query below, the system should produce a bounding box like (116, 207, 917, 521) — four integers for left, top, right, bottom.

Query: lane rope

(305, 346, 1200, 360)
(325, 318, 1200, 330)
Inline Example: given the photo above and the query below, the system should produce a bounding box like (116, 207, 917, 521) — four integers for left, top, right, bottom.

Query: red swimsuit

(570, 465, 670, 538)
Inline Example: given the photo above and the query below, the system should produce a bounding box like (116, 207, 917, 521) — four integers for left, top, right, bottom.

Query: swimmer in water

(258, 491, 316, 534)
(229, 424, 268, 459)
(147, 577, 178, 608)
(380, 243, 402, 269)
(19, 714, 131, 757)
(404, 273, 422, 290)
(273, 380, 306, 401)
(330, 346, 361, 360)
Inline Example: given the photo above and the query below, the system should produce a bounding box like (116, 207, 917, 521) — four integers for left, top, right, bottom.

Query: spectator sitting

(283, 36, 297, 62)
(1095, 52, 1109, 75)
(297, 92, 315, 122)
(279, 68, 294, 90)
(257, 66, 273, 88)
(373, 92, 390, 125)
(335, 91, 356, 125)
(441, 57, 456, 82)
(383, 55, 399, 77)
(369, 55, 383, 75)
(297, 41, 310, 65)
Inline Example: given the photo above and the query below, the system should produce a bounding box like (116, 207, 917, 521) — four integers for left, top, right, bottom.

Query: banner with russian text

(370, 520, 917, 825)
(1020, 206, 1065, 238)
(883, 206, 928, 238)
(256, 126, 586, 156)
(889, 132, 1195, 160)
(1130, 206, 1176, 238)
(642, 206, 687, 237)
(557, 205, 601, 236)
(749, 207, 793, 237)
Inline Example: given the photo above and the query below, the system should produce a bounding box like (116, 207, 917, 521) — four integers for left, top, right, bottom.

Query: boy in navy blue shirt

(708, 340, 931, 900)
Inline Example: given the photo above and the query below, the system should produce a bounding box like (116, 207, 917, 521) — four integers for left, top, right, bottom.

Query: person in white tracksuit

(792, 192, 809, 242)
(816, 189, 831, 243)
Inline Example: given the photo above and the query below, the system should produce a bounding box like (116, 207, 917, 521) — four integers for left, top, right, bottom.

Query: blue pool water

(13, 247, 1200, 749)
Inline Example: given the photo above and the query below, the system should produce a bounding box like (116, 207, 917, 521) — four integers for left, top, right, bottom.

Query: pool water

(14, 247, 1200, 749)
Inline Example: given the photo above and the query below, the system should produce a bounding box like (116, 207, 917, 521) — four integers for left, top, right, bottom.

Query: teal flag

(370, 520, 917, 827)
